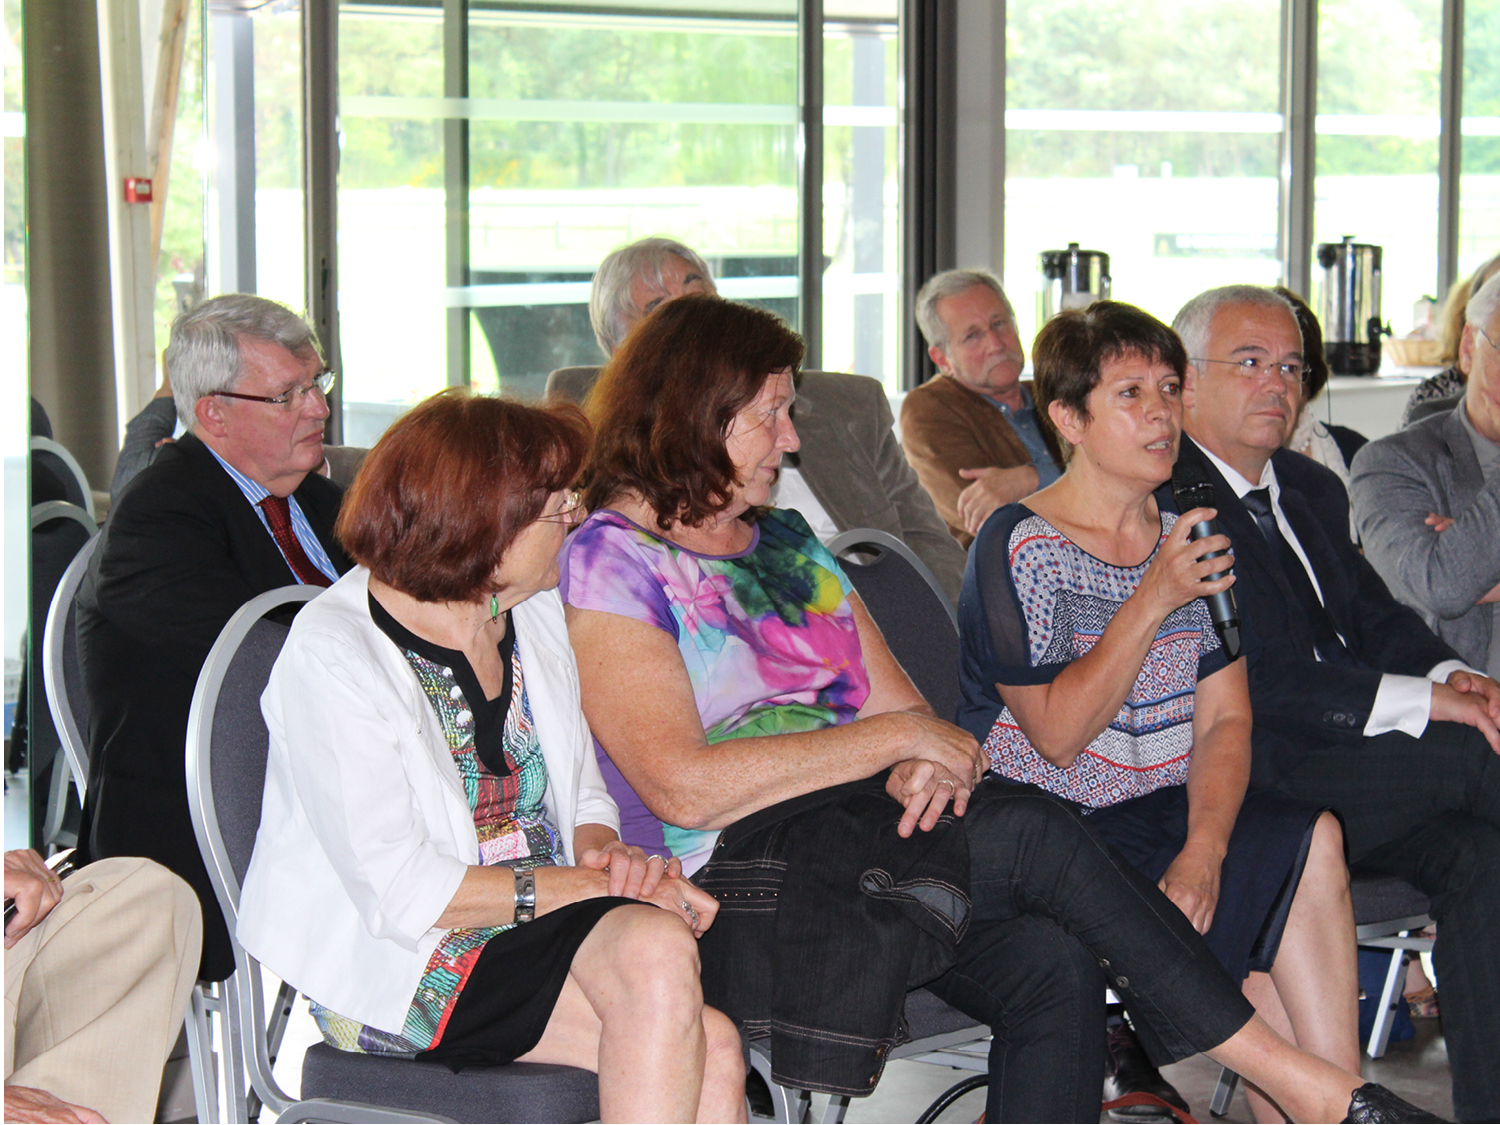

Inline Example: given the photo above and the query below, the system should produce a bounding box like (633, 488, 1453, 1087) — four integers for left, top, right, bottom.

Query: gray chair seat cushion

(1350, 874, 1430, 927)
(301, 1043, 599, 1124)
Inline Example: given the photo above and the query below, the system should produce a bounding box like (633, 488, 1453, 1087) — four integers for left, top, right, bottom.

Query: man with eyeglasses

(1172, 283, 1500, 1121)
(902, 269, 1064, 547)
(1352, 272, 1500, 681)
(76, 294, 352, 983)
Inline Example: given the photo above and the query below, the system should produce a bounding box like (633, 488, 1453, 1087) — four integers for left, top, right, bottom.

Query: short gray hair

(589, 237, 715, 356)
(1172, 285, 1297, 364)
(914, 269, 1015, 350)
(166, 294, 321, 427)
(1466, 271, 1500, 337)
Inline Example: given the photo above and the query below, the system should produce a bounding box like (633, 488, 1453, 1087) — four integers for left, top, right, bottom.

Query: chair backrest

(185, 585, 321, 1118)
(826, 528, 962, 723)
(187, 585, 322, 923)
(1350, 873, 1432, 938)
(30, 437, 95, 520)
(42, 530, 103, 795)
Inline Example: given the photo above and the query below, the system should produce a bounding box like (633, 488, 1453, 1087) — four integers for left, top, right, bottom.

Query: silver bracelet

(512, 867, 536, 924)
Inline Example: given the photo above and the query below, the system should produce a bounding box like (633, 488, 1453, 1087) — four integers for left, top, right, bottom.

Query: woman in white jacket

(238, 389, 743, 1123)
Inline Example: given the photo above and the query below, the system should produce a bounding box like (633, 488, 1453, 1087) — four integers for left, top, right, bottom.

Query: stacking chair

(42, 529, 102, 802)
(29, 501, 96, 851)
(1208, 874, 1436, 1118)
(186, 586, 601, 1123)
(826, 528, 960, 724)
(746, 530, 986, 1123)
(30, 436, 96, 519)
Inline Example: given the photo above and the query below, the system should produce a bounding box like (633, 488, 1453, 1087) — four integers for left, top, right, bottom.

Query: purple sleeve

(558, 514, 679, 639)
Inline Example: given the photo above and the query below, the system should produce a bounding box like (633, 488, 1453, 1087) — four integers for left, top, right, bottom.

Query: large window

(1003, 0, 1284, 345)
(1314, 0, 1441, 335)
(336, 1, 806, 443)
(1003, 0, 1496, 350)
(1461, 0, 1500, 278)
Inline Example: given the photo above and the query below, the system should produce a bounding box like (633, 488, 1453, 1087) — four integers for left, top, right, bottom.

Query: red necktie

(258, 495, 333, 588)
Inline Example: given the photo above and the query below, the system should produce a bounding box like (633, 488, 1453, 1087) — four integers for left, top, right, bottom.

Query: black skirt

(1083, 785, 1322, 981)
(417, 896, 640, 1072)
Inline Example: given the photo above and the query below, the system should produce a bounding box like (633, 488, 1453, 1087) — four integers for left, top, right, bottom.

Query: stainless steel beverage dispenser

(1316, 236, 1389, 376)
(1039, 244, 1111, 322)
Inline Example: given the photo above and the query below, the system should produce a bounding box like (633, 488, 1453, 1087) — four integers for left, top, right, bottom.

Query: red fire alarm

(124, 177, 153, 203)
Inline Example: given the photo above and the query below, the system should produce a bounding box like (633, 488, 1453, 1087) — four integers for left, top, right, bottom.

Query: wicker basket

(1384, 337, 1444, 367)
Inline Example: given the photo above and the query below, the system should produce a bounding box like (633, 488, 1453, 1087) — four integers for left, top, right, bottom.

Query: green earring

(490, 593, 500, 622)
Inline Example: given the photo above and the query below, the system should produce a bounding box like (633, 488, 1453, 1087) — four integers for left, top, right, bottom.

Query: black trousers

(926, 786, 1256, 1123)
(1274, 720, 1500, 1123)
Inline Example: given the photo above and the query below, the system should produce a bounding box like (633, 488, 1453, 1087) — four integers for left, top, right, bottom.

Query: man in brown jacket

(902, 269, 1063, 546)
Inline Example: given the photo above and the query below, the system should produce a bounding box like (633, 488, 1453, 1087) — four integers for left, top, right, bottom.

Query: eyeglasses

(535, 490, 584, 525)
(1191, 357, 1306, 387)
(1477, 326, 1499, 352)
(212, 368, 336, 409)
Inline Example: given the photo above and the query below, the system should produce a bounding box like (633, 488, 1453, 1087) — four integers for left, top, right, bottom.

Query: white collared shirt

(1199, 447, 1471, 739)
(770, 467, 842, 545)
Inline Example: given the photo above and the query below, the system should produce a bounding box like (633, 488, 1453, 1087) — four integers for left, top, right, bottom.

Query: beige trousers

(5, 857, 202, 1123)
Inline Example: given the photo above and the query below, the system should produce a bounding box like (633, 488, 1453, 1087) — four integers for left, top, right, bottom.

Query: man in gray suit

(1352, 272, 1500, 677)
(546, 237, 967, 601)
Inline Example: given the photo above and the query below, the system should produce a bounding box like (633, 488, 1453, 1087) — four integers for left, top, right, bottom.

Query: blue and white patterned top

(206, 445, 340, 583)
(956, 503, 1229, 809)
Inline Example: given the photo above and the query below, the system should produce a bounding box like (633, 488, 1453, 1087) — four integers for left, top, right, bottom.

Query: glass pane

(1460, 0, 1500, 280)
(337, 2, 446, 443)
(4, 0, 27, 841)
(1004, 0, 1282, 347)
(822, 2, 899, 390)
(250, 7, 305, 313)
(205, 6, 305, 319)
(1314, 0, 1441, 340)
(338, 0, 800, 443)
(154, 0, 206, 363)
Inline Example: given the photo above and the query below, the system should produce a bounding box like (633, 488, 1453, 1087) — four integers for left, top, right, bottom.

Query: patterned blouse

(559, 507, 867, 871)
(312, 597, 565, 1055)
(956, 504, 1229, 810)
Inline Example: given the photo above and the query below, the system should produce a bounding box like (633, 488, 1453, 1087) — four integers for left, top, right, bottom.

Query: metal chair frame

(30, 437, 97, 521)
(825, 528, 958, 631)
(41, 528, 101, 802)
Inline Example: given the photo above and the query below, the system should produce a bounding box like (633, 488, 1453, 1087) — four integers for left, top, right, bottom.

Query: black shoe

(1341, 1082, 1447, 1123)
(1104, 1024, 1190, 1122)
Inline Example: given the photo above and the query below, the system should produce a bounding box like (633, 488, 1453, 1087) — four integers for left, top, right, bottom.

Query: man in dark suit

(1171, 283, 1500, 1121)
(77, 294, 351, 981)
(545, 237, 967, 600)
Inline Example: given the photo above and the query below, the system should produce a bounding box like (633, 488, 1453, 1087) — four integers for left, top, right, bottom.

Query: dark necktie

(1241, 488, 1349, 664)
(258, 495, 333, 588)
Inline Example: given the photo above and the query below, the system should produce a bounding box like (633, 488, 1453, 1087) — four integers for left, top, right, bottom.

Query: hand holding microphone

(1170, 460, 1243, 660)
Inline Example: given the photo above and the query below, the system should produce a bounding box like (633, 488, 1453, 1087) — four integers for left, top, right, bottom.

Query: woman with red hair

(238, 389, 743, 1124)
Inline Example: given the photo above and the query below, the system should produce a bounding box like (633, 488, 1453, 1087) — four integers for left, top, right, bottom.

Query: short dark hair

(1273, 287, 1331, 401)
(1031, 301, 1188, 438)
(337, 388, 589, 603)
(581, 293, 804, 529)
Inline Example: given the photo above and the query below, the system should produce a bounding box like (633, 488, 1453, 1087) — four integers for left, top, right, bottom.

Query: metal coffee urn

(1039, 243, 1111, 322)
(1316, 236, 1390, 376)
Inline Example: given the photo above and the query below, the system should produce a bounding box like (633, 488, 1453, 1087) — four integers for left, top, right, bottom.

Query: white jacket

(237, 567, 619, 1033)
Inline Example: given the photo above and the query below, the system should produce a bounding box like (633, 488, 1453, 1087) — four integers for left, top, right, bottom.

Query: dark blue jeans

(926, 783, 1255, 1123)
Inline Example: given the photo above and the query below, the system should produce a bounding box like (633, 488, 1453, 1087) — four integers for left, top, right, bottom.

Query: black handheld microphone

(1170, 459, 1242, 661)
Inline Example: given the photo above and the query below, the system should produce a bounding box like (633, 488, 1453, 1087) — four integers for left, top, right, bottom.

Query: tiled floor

(839, 1019, 1453, 1123)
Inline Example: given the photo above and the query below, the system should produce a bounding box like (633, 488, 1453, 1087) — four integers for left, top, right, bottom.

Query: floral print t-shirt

(560, 507, 868, 872)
